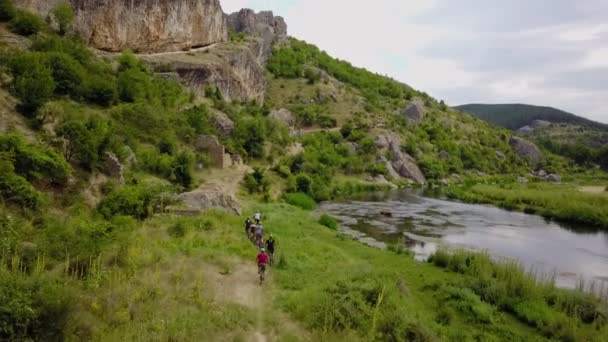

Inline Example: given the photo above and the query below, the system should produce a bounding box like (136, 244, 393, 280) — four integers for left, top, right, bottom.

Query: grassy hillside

(455, 103, 608, 130)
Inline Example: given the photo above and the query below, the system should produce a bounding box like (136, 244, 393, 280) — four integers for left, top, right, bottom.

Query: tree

(14, 64, 55, 115)
(172, 151, 194, 190)
(52, 1, 74, 35)
(0, 0, 16, 21)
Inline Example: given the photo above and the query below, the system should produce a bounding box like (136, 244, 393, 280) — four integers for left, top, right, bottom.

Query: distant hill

(455, 103, 608, 131)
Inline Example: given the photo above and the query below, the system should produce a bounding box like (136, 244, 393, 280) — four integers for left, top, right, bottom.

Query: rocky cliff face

(227, 9, 287, 65)
(14, 0, 228, 52)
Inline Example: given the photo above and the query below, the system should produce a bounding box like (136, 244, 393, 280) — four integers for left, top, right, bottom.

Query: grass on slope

(448, 181, 608, 229)
(4, 201, 608, 341)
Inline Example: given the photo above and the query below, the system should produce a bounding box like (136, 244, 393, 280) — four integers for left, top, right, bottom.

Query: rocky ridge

(15, 0, 228, 53)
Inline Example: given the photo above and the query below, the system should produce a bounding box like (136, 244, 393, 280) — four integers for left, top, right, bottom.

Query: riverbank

(16, 202, 600, 340)
(447, 182, 608, 229)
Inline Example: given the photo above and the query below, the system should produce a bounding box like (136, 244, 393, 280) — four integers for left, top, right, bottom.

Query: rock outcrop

(15, 0, 228, 53)
(143, 36, 268, 103)
(509, 136, 542, 165)
(269, 108, 296, 128)
(376, 134, 426, 184)
(210, 110, 234, 137)
(402, 98, 426, 125)
(178, 189, 241, 216)
(102, 151, 124, 183)
(226, 9, 287, 65)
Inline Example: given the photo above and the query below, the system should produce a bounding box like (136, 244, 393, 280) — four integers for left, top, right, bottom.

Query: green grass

(448, 182, 608, 228)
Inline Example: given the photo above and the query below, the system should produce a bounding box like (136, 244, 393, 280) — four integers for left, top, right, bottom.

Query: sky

(221, 0, 608, 123)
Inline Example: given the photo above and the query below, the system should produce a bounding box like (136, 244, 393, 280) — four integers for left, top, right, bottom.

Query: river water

(319, 190, 608, 290)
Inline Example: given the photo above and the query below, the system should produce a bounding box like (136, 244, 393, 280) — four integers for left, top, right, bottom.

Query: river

(319, 190, 608, 290)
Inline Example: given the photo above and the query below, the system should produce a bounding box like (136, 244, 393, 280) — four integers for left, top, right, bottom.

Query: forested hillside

(456, 103, 608, 130)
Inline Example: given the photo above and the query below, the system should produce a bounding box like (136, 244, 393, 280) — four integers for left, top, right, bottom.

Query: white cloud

(220, 0, 608, 123)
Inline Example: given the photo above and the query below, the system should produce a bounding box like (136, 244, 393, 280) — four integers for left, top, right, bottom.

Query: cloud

(221, 0, 608, 123)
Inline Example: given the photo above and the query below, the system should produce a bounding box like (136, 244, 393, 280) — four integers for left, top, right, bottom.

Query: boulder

(375, 135, 390, 149)
(517, 176, 528, 184)
(102, 152, 124, 183)
(15, 0, 228, 53)
(509, 136, 542, 165)
(269, 108, 296, 127)
(401, 98, 425, 124)
(517, 126, 533, 135)
(546, 174, 561, 183)
(178, 190, 241, 216)
(495, 150, 506, 160)
(439, 150, 450, 160)
(389, 145, 426, 184)
(538, 170, 547, 178)
(211, 110, 234, 136)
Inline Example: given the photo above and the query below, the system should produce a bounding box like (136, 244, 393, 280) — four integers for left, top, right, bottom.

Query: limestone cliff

(14, 0, 228, 52)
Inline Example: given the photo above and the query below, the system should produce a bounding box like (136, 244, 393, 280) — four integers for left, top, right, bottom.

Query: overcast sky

(222, 0, 608, 123)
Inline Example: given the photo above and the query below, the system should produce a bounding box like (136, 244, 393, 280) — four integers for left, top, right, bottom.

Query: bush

(97, 182, 176, 219)
(13, 60, 55, 115)
(9, 10, 45, 36)
(0, 133, 70, 186)
(0, 268, 68, 341)
(243, 168, 270, 195)
(52, 1, 74, 35)
(0, 0, 15, 21)
(294, 174, 312, 194)
(172, 151, 194, 190)
(0, 158, 44, 209)
(283, 192, 317, 210)
(168, 221, 189, 238)
(318, 214, 338, 230)
(82, 75, 117, 106)
(46, 52, 85, 96)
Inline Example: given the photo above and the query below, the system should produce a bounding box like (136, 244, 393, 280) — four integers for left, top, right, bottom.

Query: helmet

(260, 247, 265, 252)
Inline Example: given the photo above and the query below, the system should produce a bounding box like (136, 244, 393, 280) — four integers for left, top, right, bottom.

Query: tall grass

(429, 249, 608, 340)
(449, 183, 608, 228)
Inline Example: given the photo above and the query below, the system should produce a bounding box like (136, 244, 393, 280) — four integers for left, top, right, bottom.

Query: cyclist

(244, 218, 253, 238)
(255, 224, 264, 246)
(265, 235, 276, 265)
(254, 211, 262, 224)
(256, 247, 269, 284)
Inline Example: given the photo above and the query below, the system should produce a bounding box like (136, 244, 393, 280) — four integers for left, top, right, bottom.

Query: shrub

(0, 0, 15, 21)
(58, 118, 110, 169)
(172, 151, 194, 190)
(283, 192, 317, 210)
(0, 268, 68, 341)
(97, 182, 176, 219)
(0, 158, 44, 209)
(13, 60, 55, 115)
(318, 214, 338, 230)
(0, 133, 70, 186)
(46, 52, 85, 96)
(52, 1, 74, 35)
(168, 221, 189, 238)
(294, 174, 312, 194)
(82, 75, 117, 106)
(9, 10, 45, 36)
(243, 167, 270, 194)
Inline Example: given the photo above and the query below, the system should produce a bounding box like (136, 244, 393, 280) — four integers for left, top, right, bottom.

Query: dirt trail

(200, 164, 252, 196)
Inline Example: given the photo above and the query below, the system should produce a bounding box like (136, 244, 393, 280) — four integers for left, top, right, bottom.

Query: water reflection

(319, 189, 608, 289)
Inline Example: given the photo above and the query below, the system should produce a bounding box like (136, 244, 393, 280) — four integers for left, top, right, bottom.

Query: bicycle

(258, 263, 267, 285)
